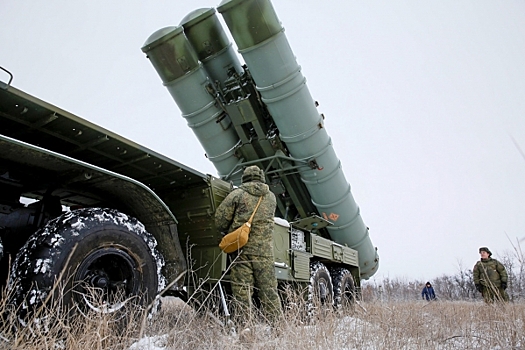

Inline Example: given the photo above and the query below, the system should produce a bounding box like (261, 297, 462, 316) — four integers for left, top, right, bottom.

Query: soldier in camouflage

(473, 247, 509, 302)
(215, 165, 283, 324)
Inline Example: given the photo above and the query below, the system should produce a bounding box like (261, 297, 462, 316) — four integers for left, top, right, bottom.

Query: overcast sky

(2, 0, 525, 282)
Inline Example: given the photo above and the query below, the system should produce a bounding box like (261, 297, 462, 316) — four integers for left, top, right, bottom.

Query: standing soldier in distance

(473, 247, 509, 302)
(215, 165, 283, 324)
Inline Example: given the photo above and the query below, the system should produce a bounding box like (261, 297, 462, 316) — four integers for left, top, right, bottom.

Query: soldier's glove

(501, 282, 507, 290)
(475, 284, 483, 293)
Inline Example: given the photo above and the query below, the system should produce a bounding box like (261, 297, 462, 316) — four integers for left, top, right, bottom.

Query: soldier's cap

(479, 247, 492, 257)
(241, 165, 265, 184)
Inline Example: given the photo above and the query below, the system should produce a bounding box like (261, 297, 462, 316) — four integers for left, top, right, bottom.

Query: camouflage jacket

(473, 258, 508, 287)
(215, 181, 276, 257)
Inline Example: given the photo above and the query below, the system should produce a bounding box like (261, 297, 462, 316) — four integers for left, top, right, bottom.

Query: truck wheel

(308, 261, 334, 308)
(10, 208, 165, 321)
(330, 267, 355, 309)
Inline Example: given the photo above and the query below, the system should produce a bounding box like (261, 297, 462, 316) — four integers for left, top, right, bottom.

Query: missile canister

(217, 0, 379, 279)
(180, 8, 243, 85)
(142, 25, 242, 182)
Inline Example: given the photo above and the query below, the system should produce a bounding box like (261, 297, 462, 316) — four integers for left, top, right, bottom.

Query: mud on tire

(9, 208, 165, 322)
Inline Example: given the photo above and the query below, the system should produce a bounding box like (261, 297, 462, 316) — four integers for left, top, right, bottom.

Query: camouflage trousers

(481, 286, 509, 303)
(230, 253, 282, 324)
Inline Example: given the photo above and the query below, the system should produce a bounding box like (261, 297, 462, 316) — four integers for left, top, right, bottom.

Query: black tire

(10, 208, 165, 321)
(330, 267, 355, 309)
(308, 261, 334, 309)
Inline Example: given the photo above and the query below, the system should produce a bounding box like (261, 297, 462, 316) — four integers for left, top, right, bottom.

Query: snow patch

(49, 233, 65, 247)
(274, 217, 290, 227)
(34, 258, 51, 274)
(70, 220, 85, 230)
(128, 334, 167, 350)
(26, 288, 48, 308)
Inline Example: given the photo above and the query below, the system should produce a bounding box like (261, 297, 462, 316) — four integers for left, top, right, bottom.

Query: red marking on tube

(328, 213, 339, 221)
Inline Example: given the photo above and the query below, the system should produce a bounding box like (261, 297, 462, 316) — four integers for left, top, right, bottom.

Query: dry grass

(1, 285, 524, 350)
(356, 300, 523, 349)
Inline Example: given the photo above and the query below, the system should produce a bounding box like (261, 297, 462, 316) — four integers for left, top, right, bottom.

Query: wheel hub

(318, 280, 328, 300)
(74, 246, 140, 313)
(89, 274, 109, 289)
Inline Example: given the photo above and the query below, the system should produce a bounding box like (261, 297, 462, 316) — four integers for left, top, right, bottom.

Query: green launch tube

(180, 8, 243, 84)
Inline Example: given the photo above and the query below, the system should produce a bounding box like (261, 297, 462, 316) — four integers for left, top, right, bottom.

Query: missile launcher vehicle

(0, 0, 378, 318)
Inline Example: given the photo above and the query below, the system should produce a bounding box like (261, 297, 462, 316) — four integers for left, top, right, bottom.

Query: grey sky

(2, 1, 525, 281)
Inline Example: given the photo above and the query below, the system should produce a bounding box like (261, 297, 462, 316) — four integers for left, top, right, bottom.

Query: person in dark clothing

(421, 282, 436, 301)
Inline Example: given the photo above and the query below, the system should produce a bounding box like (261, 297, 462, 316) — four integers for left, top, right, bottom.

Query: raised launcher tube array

(142, 0, 379, 279)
